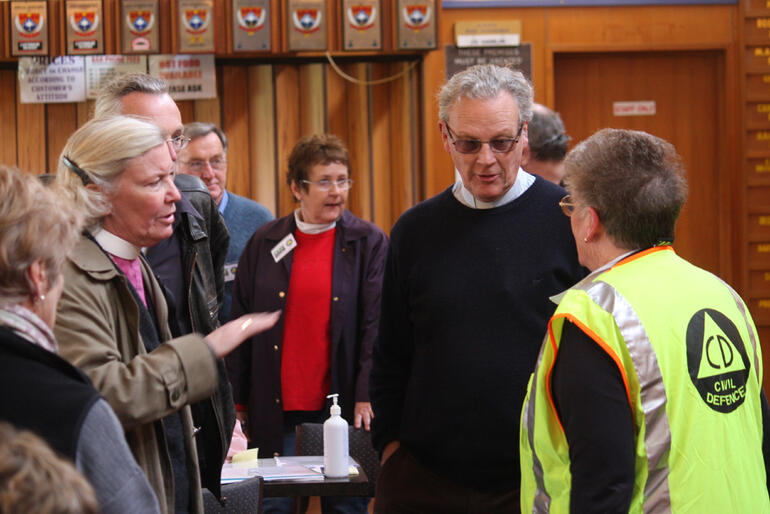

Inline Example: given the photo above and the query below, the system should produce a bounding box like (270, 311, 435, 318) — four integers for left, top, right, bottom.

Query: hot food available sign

(149, 54, 216, 100)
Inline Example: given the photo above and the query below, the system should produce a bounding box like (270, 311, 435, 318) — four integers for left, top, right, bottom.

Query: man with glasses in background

(177, 122, 273, 325)
(94, 73, 235, 501)
(370, 64, 585, 513)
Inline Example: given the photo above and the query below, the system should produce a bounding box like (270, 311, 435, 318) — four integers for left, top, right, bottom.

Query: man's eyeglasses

(445, 122, 523, 154)
(302, 178, 354, 191)
(168, 135, 191, 151)
(181, 158, 227, 173)
(559, 195, 575, 217)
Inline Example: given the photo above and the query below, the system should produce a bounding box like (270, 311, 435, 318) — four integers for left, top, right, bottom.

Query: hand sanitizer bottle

(323, 393, 349, 478)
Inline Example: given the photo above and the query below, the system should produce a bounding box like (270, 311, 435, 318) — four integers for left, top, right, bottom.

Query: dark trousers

(374, 446, 519, 514)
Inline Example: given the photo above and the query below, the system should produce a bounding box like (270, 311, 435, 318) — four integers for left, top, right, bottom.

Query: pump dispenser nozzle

(326, 393, 341, 416)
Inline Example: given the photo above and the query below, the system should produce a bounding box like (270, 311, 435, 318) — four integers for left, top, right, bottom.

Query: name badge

(224, 263, 237, 282)
(271, 233, 297, 263)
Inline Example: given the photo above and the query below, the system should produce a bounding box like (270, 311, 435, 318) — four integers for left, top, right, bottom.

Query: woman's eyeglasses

(559, 195, 575, 217)
(301, 178, 354, 191)
(445, 123, 523, 154)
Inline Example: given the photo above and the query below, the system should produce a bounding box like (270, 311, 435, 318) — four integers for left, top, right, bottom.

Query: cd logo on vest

(686, 308, 750, 413)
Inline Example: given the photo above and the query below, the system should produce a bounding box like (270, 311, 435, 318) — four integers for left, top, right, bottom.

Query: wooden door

(554, 51, 726, 279)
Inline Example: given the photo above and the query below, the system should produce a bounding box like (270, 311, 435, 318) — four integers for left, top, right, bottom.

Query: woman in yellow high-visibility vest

(520, 128, 770, 513)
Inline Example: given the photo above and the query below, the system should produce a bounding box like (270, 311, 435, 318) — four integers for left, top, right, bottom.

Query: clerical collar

(294, 209, 336, 235)
(93, 228, 141, 260)
(452, 167, 535, 209)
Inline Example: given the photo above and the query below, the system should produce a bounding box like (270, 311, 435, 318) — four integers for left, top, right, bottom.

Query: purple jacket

(226, 210, 388, 455)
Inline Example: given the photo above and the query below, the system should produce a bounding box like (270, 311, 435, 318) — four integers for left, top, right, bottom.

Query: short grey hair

(93, 73, 167, 118)
(183, 122, 228, 154)
(438, 64, 533, 126)
(56, 115, 165, 229)
(563, 128, 688, 250)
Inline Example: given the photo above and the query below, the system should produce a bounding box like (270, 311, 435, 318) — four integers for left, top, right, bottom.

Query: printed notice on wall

(148, 54, 215, 100)
(85, 55, 147, 99)
(18, 56, 86, 103)
(445, 44, 531, 81)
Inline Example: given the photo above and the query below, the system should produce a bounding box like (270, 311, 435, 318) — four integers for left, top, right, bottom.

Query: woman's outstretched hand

(206, 311, 281, 358)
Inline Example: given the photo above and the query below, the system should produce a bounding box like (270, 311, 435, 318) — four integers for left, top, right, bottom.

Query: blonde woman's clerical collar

(452, 167, 535, 209)
(294, 209, 336, 235)
(93, 228, 141, 260)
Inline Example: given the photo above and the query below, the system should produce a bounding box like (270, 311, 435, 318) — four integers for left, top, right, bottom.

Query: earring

(39, 294, 45, 302)
(583, 237, 589, 243)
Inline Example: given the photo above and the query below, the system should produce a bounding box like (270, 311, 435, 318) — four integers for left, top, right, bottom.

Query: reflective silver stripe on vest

(524, 337, 551, 513)
(582, 280, 672, 513)
(716, 277, 761, 386)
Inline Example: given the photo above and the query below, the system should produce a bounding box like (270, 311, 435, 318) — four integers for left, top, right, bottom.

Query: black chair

(202, 476, 264, 513)
(294, 422, 380, 509)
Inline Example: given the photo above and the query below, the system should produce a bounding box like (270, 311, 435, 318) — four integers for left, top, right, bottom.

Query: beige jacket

(55, 234, 217, 514)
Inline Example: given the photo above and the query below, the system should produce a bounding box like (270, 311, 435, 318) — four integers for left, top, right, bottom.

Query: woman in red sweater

(227, 134, 388, 514)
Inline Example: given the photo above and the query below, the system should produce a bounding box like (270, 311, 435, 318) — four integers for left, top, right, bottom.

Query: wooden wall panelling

(222, 0, 233, 53)
(328, 0, 342, 51)
(159, 0, 173, 52)
(370, 62, 393, 232)
(248, 64, 277, 214)
(51, 0, 64, 57)
(15, 87, 46, 174)
(194, 64, 223, 124)
(347, 63, 373, 223)
(2, 2, 8, 59)
(327, 62, 373, 222)
(76, 100, 94, 126)
(170, 0, 180, 54)
(274, 64, 301, 217)
(325, 60, 349, 140)
(46, 103, 78, 173)
(548, 5, 734, 50)
(330, 62, 374, 221)
(220, 65, 251, 198)
(299, 62, 326, 136)
(0, 70, 17, 165)
(176, 99, 195, 123)
(269, 0, 282, 54)
(421, 43, 449, 200)
(388, 61, 416, 227)
(722, 11, 742, 291)
(214, 0, 227, 53)
(193, 97, 221, 125)
(103, 0, 117, 55)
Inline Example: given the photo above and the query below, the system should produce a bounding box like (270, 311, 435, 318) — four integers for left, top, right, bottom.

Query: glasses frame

(168, 135, 191, 151)
(301, 178, 354, 192)
(181, 158, 228, 173)
(444, 122, 524, 154)
(559, 194, 575, 217)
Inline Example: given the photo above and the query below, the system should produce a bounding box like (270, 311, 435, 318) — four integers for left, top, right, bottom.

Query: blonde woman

(54, 115, 279, 514)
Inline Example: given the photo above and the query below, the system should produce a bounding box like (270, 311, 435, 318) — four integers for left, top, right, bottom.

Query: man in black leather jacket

(168, 174, 235, 498)
(94, 73, 236, 498)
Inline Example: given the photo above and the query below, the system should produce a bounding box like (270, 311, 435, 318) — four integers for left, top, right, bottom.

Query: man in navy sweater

(178, 122, 274, 324)
(369, 64, 585, 513)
